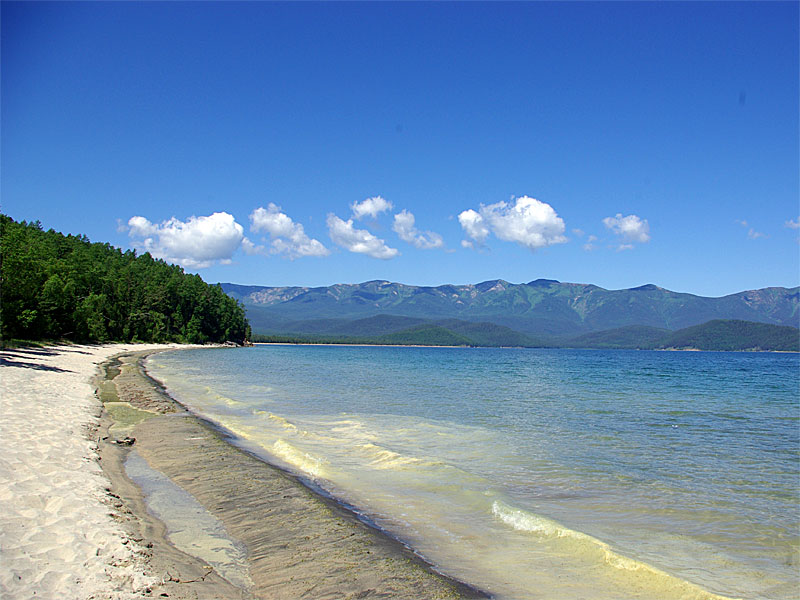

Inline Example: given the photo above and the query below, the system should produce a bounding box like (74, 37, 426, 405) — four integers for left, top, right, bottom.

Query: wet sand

(98, 349, 489, 599)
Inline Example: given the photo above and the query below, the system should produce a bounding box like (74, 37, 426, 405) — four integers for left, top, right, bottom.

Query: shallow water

(125, 449, 252, 590)
(146, 346, 799, 600)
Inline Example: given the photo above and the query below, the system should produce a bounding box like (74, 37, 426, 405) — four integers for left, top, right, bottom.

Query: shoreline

(255, 342, 799, 353)
(1, 343, 488, 599)
(96, 348, 247, 599)
(104, 348, 490, 598)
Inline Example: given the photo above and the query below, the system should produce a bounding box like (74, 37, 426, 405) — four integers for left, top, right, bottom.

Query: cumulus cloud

(351, 196, 393, 220)
(127, 212, 244, 268)
(241, 237, 267, 256)
(459, 196, 567, 251)
(785, 218, 800, 229)
(602, 213, 650, 249)
(583, 234, 598, 251)
(393, 210, 444, 249)
(458, 209, 490, 248)
(249, 204, 329, 259)
(327, 214, 399, 259)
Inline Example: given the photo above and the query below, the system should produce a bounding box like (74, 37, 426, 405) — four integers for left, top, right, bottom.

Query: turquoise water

(146, 345, 799, 600)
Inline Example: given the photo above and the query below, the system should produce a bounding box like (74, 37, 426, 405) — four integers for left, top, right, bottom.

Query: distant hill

(661, 320, 799, 351)
(279, 314, 427, 337)
(564, 325, 671, 349)
(251, 316, 541, 347)
(222, 279, 799, 338)
(251, 317, 798, 352)
(429, 319, 540, 347)
(379, 325, 473, 346)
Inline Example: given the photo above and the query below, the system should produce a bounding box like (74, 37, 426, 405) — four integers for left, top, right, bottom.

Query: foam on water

(491, 500, 738, 600)
(358, 442, 442, 470)
(271, 439, 327, 479)
(256, 410, 299, 431)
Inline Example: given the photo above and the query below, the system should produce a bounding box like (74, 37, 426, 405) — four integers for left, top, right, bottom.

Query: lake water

(146, 345, 799, 600)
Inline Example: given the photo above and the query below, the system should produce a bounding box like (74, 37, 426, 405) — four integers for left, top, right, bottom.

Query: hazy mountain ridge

(221, 279, 799, 337)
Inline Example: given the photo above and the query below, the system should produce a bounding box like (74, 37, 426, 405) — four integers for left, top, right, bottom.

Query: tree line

(1, 215, 250, 345)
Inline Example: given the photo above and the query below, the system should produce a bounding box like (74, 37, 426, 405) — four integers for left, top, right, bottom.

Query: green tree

(0, 214, 250, 345)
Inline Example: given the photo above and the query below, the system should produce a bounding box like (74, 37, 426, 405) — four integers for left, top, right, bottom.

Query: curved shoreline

(101, 347, 489, 599)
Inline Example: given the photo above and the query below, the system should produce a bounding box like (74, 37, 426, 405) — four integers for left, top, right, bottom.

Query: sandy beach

(0, 344, 179, 599)
(0, 344, 486, 600)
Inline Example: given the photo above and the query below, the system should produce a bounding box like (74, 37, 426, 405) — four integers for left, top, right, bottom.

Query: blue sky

(2, 1, 798, 297)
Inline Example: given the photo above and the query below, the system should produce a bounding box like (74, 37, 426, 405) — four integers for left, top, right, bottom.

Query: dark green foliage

(662, 320, 799, 351)
(0, 215, 250, 344)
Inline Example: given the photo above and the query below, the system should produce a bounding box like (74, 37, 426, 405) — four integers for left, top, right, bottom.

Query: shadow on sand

(0, 356, 74, 373)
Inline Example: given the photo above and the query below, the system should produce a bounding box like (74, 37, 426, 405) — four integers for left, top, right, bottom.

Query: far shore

(254, 341, 798, 352)
(255, 341, 473, 349)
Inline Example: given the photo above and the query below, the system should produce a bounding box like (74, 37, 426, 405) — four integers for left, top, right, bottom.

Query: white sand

(0, 344, 183, 600)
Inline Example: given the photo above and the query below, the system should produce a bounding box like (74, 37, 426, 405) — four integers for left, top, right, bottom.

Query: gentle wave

(358, 442, 440, 470)
(255, 410, 299, 431)
(491, 500, 739, 600)
(271, 439, 327, 479)
(215, 394, 239, 405)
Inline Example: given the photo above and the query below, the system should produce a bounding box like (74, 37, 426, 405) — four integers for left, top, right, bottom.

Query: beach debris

(162, 565, 214, 585)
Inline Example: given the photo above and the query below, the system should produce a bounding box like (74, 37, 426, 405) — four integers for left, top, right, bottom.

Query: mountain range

(221, 279, 799, 344)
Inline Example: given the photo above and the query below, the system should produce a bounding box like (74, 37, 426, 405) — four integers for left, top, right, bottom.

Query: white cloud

(602, 213, 651, 249)
(459, 196, 567, 251)
(327, 214, 399, 259)
(785, 218, 800, 229)
(127, 212, 244, 269)
(351, 196, 393, 220)
(457, 209, 490, 248)
(583, 234, 598, 251)
(249, 204, 329, 259)
(393, 210, 444, 250)
(241, 237, 267, 256)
